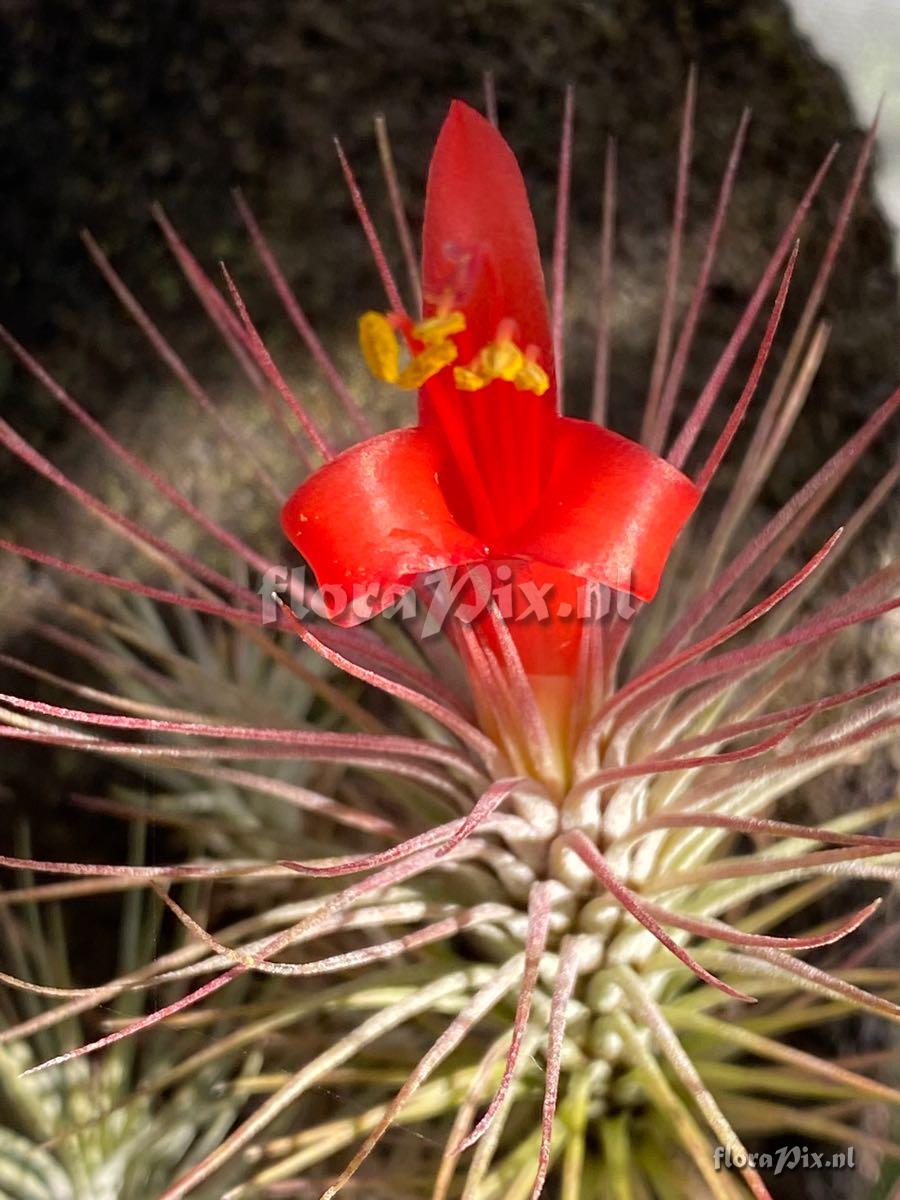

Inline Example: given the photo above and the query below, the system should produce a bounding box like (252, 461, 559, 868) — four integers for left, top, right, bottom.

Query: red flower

(282, 101, 699, 672)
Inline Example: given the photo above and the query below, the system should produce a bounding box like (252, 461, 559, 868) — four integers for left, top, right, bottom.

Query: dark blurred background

(0, 3, 897, 1196)
(0, 0, 897, 455)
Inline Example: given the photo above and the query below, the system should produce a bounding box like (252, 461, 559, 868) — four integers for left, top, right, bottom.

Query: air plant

(0, 72, 899, 1200)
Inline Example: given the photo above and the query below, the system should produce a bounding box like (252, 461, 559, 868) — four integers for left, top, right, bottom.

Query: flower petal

(281, 428, 488, 622)
(509, 417, 701, 601)
(422, 100, 553, 371)
(419, 101, 557, 540)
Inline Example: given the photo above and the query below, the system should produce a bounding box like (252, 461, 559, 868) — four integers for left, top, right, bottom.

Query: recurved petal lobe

(507, 417, 701, 601)
(281, 428, 487, 623)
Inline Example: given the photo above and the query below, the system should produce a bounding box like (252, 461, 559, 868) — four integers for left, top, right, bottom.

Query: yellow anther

(478, 339, 525, 383)
(396, 339, 458, 389)
(358, 311, 400, 383)
(453, 365, 490, 391)
(513, 358, 550, 396)
(411, 310, 467, 345)
(358, 305, 549, 396)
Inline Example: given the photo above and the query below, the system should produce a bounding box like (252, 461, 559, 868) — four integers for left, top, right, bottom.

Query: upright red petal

(422, 100, 553, 373)
(420, 101, 557, 542)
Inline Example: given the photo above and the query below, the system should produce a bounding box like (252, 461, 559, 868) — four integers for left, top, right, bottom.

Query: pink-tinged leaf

(281, 822, 458, 878)
(624, 589, 900, 722)
(0, 576, 436, 753)
(152, 202, 266, 389)
(281, 777, 523, 878)
(80, 229, 283, 501)
(458, 881, 554, 1154)
(374, 114, 423, 317)
(320, 618, 473, 718)
(435, 777, 526, 858)
(0, 970, 111, 1000)
(652, 105, 750, 450)
(695, 240, 799, 490)
(551, 84, 575, 404)
(156, 884, 510, 978)
(0, 538, 259, 623)
(654, 836, 900, 890)
(720, 111, 881, 534)
(571, 710, 808, 797)
(434, 1038, 511, 1200)
(715, 946, 900, 1024)
(563, 831, 755, 1003)
(19, 968, 243, 1078)
(0, 324, 276, 575)
(530, 934, 581, 1200)
(591, 135, 617, 426)
(667, 143, 838, 470)
(232, 189, 373, 438)
(0, 724, 469, 800)
(638, 666, 900, 764)
(643, 66, 696, 449)
(0, 688, 477, 776)
(632, 808, 900, 853)
(335, 136, 407, 317)
(641, 897, 881, 950)
(770, 460, 900, 636)
(0, 420, 248, 602)
(0, 852, 269, 881)
(20, 840, 485, 1076)
(652, 386, 900, 664)
(617, 968, 774, 1200)
(319, 956, 523, 1199)
(220, 263, 333, 460)
(478, 603, 557, 773)
(275, 596, 499, 765)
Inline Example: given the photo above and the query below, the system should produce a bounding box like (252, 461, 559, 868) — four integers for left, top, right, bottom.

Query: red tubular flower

(282, 100, 699, 685)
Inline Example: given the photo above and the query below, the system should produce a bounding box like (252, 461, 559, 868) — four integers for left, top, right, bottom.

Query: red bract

(281, 101, 700, 661)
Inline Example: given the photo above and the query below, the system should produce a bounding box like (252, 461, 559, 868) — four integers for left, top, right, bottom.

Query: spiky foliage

(0, 819, 272, 1200)
(0, 77, 898, 1200)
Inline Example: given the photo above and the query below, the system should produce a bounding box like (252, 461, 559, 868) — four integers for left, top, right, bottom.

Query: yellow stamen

(478, 339, 525, 383)
(358, 311, 400, 383)
(513, 359, 550, 396)
(453, 365, 489, 391)
(358, 306, 549, 397)
(412, 310, 467, 345)
(396, 340, 458, 389)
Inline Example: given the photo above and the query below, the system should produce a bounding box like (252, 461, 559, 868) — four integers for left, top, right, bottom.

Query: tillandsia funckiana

(0, 74, 899, 1200)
